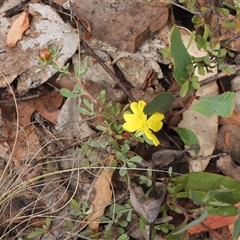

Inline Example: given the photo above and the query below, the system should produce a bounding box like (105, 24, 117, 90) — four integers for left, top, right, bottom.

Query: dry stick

(209, 0, 221, 38)
(80, 39, 136, 102)
(174, 64, 240, 100)
(200, 64, 240, 87)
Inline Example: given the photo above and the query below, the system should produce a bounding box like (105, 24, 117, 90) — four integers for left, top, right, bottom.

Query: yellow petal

(123, 114, 143, 132)
(144, 128, 160, 146)
(147, 112, 164, 132)
(130, 101, 147, 121)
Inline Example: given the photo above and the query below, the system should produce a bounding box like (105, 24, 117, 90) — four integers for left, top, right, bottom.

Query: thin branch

(80, 39, 136, 102)
(200, 64, 240, 87)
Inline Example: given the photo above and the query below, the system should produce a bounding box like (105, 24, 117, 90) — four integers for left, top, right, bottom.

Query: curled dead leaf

(7, 11, 30, 48)
(88, 160, 114, 234)
(128, 184, 166, 223)
(224, 131, 231, 149)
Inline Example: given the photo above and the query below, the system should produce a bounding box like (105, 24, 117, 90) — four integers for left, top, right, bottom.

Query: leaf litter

(1, 0, 240, 240)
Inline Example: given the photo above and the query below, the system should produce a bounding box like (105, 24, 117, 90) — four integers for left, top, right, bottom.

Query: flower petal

(144, 128, 160, 146)
(123, 114, 143, 132)
(130, 101, 147, 121)
(147, 112, 164, 132)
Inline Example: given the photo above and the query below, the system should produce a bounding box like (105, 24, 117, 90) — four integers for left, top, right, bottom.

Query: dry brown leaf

(224, 131, 231, 149)
(88, 163, 114, 233)
(15, 89, 63, 126)
(128, 184, 166, 223)
(6, 11, 30, 48)
(219, 110, 240, 127)
(186, 214, 238, 235)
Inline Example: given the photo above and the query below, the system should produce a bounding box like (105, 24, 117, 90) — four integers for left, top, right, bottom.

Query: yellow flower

(123, 100, 164, 146)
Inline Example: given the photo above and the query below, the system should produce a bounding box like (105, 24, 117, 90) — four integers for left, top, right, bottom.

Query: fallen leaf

(186, 213, 238, 235)
(224, 131, 231, 149)
(219, 110, 240, 127)
(15, 89, 63, 126)
(7, 11, 30, 48)
(128, 184, 166, 223)
(88, 159, 114, 233)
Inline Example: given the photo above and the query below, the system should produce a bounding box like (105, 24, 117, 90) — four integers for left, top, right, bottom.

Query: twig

(200, 64, 240, 87)
(210, 0, 221, 38)
(224, 32, 240, 47)
(80, 39, 136, 102)
(0, 93, 40, 103)
(169, 0, 211, 16)
(172, 65, 240, 101)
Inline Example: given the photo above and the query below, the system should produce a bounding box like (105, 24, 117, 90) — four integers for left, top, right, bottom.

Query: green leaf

(173, 209, 208, 235)
(118, 220, 128, 227)
(172, 172, 240, 205)
(166, 222, 185, 240)
(180, 81, 189, 97)
(176, 190, 237, 215)
(216, 7, 230, 16)
(170, 26, 192, 86)
(200, 7, 209, 12)
(128, 156, 142, 163)
(204, 187, 233, 202)
(65, 219, 74, 231)
(119, 167, 127, 177)
(161, 48, 171, 58)
(99, 90, 106, 105)
(233, 215, 240, 240)
(174, 127, 200, 155)
(204, 55, 211, 65)
(127, 162, 136, 168)
(117, 234, 129, 240)
(203, 25, 212, 40)
(190, 190, 203, 205)
(208, 201, 230, 207)
(83, 98, 93, 111)
(69, 198, 78, 209)
(221, 21, 237, 29)
(190, 92, 236, 117)
(76, 107, 92, 115)
(121, 143, 130, 153)
(223, 65, 236, 75)
(79, 56, 89, 76)
(144, 92, 174, 114)
(60, 88, 79, 98)
(197, 64, 205, 75)
(45, 217, 51, 228)
(96, 125, 107, 131)
(191, 76, 200, 89)
(27, 228, 45, 238)
(139, 217, 147, 232)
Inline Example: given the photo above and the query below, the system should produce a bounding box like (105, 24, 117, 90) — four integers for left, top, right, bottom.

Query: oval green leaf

(143, 92, 174, 114)
(60, 88, 79, 98)
(190, 92, 236, 118)
(170, 26, 192, 86)
(174, 127, 200, 155)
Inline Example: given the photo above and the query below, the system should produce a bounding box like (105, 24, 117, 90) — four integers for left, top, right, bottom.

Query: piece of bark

(71, 0, 168, 53)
